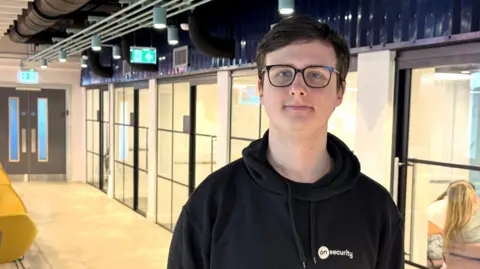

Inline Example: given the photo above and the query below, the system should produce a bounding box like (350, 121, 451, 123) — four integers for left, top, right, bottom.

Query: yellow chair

(0, 167, 38, 264)
(0, 163, 10, 185)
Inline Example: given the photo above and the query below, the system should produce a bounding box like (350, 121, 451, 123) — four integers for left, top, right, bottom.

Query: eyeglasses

(261, 65, 340, 88)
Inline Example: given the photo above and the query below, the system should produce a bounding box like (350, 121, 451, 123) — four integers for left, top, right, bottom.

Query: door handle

(21, 128, 27, 153)
(31, 128, 36, 153)
(392, 157, 400, 205)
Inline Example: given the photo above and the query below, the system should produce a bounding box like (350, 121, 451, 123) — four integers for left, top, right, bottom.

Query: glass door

(114, 83, 149, 215)
(155, 78, 217, 231)
(86, 87, 108, 192)
(0, 88, 66, 181)
(393, 45, 480, 268)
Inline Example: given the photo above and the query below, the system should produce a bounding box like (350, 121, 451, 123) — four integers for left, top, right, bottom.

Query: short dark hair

(256, 14, 351, 91)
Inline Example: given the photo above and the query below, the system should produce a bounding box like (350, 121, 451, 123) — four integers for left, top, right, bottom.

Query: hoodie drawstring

(286, 183, 317, 268)
(310, 202, 317, 264)
(286, 183, 307, 268)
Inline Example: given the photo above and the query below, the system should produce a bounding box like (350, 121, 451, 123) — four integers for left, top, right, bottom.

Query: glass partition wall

(393, 43, 480, 268)
(156, 79, 218, 231)
(114, 84, 149, 215)
(86, 87, 109, 192)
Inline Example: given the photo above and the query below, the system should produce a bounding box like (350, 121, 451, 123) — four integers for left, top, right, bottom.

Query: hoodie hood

(242, 130, 362, 268)
(242, 130, 361, 202)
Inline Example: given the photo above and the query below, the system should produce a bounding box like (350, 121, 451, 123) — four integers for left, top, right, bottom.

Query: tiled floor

(1, 182, 172, 269)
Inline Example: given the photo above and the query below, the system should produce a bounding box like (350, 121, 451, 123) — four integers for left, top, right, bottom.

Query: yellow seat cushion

(0, 183, 37, 264)
(0, 163, 10, 186)
(0, 185, 27, 215)
(0, 213, 38, 264)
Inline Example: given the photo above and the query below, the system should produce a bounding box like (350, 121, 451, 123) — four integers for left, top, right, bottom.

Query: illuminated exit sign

(130, 47, 157, 64)
(18, 70, 39, 84)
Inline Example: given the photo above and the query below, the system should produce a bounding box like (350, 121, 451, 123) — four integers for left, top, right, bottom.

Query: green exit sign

(130, 47, 157, 65)
(18, 71, 39, 84)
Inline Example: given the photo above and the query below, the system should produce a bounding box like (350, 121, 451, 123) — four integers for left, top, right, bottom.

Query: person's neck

(266, 127, 332, 184)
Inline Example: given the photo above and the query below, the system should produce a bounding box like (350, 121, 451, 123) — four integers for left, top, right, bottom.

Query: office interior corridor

(0, 181, 172, 269)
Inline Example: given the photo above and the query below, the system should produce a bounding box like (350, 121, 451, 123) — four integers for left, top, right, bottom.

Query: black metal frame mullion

(133, 88, 140, 213)
(99, 89, 105, 192)
(170, 83, 175, 230)
(393, 68, 412, 220)
(188, 85, 197, 195)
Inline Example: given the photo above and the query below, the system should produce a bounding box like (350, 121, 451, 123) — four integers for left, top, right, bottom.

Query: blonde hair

(443, 180, 478, 248)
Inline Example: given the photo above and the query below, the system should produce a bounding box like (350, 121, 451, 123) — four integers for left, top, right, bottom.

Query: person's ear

(258, 79, 264, 104)
(335, 81, 346, 107)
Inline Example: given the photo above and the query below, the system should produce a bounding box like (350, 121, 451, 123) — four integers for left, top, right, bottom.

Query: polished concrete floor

(1, 182, 172, 269)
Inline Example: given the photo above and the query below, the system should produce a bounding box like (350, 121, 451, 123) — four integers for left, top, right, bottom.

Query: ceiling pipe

(9, 0, 93, 43)
(87, 49, 114, 78)
(26, 0, 214, 62)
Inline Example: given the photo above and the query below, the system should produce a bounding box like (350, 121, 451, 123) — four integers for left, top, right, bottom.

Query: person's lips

(284, 105, 313, 111)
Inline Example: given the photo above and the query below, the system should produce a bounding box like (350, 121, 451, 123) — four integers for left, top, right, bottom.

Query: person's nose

(289, 72, 308, 96)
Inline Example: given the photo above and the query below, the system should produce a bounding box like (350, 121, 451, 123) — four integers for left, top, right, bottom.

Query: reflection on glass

(93, 122, 100, 153)
(87, 90, 93, 120)
(124, 166, 134, 209)
(328, 71, 357, 150)
(196, 84, 218, 136)
(115, 88, 125, 123)
(157, 131, 172, 179)
(138, 171, 148, 213)
(138, 89, 150, 127)
(158, 83, 173, 129)
(87, 121, 93, 151)
(173, 133, 189, 186)
(114, 162, 124, 201)
(103, 90, 110, 122)
(157, 178, 172, 230)
(93, 154, 100, 188)
(103, 123, 109, 156)
(118, 101, 129, 161)
(87, 153, 93, 184)
(93, 89, 100, 120)
(231, 75, 261, 139)
(37, 98, 48, 162)
(102, 156, 108, 192)
(8, 97, 20, 162)
(409, 68, 480, 168)
(138, 127, 148, 171)
(195, 135, 215, 187)
(173, 82, 190, 132)
(404, 162, 476, 267)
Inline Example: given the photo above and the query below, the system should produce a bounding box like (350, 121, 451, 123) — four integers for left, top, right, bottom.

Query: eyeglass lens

(268, 66, 333, 88)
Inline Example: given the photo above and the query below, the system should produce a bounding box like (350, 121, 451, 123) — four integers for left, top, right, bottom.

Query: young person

(167, 14, 404, 269)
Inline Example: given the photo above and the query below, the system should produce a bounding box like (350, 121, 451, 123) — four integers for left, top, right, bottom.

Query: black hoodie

(167, 131, 404, 269)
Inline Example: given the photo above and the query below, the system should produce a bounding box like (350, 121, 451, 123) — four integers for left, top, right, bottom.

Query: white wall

(355, 50, 396, 190)
(0, 51, 84, 182)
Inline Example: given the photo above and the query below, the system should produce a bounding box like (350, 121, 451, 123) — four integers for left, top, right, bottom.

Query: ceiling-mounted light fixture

(91, 35, 102, 51)
(278, 0, 294, 15)
(168, 26, 179, 45)
(40, 59, 48, 69)
(59, 49, 67, 63)
(180, 23, 189, 31)
(153, 6, 167, 29)
(112, 45, 121, 59)
(81, 58, 88, 68)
